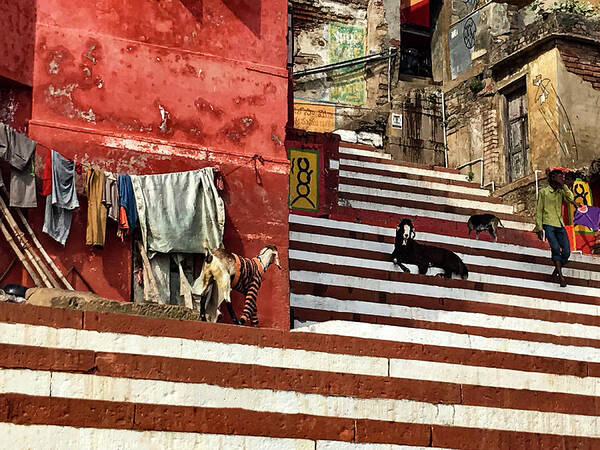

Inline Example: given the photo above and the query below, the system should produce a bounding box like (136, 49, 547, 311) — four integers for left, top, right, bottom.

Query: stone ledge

(490, 13, 600, 68)
(493, 172, 546, 197)
(25, 288, 206, 322)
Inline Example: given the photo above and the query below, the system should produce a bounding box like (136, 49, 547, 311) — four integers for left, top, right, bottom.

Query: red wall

(1, 0, 290, 329)
(0, 0, 36, 86)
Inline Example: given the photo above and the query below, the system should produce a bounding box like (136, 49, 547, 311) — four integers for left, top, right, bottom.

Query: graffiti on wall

(449, 3, 509, 79)
(449, 11, 480, 79)
(533, 75, 578, 161)
(293, 100, 336, 132)
(328, 23, 366, 105)
(289, 147, 319, 212)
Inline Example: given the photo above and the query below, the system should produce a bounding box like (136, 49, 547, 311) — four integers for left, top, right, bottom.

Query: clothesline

(1, 122, 226, 250)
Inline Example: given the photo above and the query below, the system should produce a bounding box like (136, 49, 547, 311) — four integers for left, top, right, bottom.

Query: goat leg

(200, 294, 207, 321)
(226, 302, 239, 325)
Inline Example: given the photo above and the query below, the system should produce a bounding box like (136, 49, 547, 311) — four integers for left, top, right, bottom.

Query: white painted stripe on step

(4, 369, 600, 437)
(7, 321, 600, 401)
(0, 423, 316, 450)
(339, 169, 492, 198)
(387, 358, 600, 398)
(330, 159, 340, 170)
(340, 158, 468, 182)
(290, 270, 600, 321)
(290, 230, 600, 281)
(344, 199, 534, 231)
(339, 146, 392, 160)
(290, 293, 600, 341)
(340, 184, 514, 214)
(0, 322, 388, 377)
(290, 247, 600, 298)
(289, 214, 600, 267)
(293, 319, 600, 364)
(6, 322, 600, 398)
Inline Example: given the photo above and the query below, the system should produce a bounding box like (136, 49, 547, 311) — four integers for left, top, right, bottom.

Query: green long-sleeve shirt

(535, 184, 574, 231)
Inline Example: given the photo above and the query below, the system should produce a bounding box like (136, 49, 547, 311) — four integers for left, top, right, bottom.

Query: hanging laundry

(41, 147, 52, 197)
(118, 174, 138, 232)
(102, 172, 119, 221)
(43, 151, 79, 245)
(573, 205, 600, 231)
(118, 205, 129, 239)
(85, 168, 107, 247)
(130, 167, 225, 254)
(0, 123, 38, 208)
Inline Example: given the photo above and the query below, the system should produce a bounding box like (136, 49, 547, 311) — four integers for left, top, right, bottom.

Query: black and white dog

(391, 218, 469, 279)
(467, 214, 504, 242)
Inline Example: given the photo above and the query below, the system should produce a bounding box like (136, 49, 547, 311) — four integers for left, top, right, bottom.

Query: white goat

(192, 245, 281, 325)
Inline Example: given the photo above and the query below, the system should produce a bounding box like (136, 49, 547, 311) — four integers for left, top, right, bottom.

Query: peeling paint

(85, 44, 97, 64)
(48, 59, 59, 74)
(272, 133, 283, 146)
(0, 91, 17, 124)
(157, 103, 172, 134)
(46, 83, 96, 123)
(222, 116, 258, 142)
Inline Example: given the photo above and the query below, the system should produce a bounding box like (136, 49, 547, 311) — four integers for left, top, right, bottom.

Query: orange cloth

(85, 168, 107, 246)
(118, 206, 129, 231)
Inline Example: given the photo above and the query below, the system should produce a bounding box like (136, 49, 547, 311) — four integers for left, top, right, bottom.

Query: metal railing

(456, 158, 484, 187)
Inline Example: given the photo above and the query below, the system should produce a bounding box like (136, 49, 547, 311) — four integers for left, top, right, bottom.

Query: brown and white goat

(192, 245, 281, 325)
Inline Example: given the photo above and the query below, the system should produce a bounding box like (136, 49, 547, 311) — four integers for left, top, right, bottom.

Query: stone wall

(387, 87, 445, 165)
(445, 76, 499, 184)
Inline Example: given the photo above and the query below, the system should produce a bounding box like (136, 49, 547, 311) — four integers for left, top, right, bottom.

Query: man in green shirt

(535, 169, 576, 287)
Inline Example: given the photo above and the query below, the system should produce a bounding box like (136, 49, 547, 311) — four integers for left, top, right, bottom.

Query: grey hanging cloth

(0, 123, 37, 208)
(42, 151, 79, 245)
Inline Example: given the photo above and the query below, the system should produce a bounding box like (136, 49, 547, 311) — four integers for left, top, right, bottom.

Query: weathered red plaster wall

(0, 0, 36, 86)
(0, 79, 33, 286)
(0, 0, 290, 329)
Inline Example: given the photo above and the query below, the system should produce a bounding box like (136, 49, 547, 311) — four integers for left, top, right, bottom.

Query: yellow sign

(289, 148, 319, 212)
(568, 178, 594, 233)
(293, 101, 335, 132)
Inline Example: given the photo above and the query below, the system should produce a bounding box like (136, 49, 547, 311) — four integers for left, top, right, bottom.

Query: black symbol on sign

(574, 183, 589, 206)
(463, 18, 477, 49)
(290, 157, 316, 209)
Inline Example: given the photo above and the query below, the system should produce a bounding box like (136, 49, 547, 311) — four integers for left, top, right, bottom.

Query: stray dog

(192, 245, 281, 325)
(467, 214, 504, 242)
(391, 218, 468, 279)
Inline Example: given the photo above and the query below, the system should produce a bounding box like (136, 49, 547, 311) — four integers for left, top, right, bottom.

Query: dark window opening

(399, 0, 442, 78)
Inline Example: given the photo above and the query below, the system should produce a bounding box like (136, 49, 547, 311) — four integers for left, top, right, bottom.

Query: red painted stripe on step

(339, 175, 505, 204)
(2, 346, 600, 416)
(292, 306, 600, 350)
(0, 303, 594, 378)
(290, 280, 600, 327)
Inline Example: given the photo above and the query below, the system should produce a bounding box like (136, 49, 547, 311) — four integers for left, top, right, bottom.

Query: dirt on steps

(25, 288, 206, 322)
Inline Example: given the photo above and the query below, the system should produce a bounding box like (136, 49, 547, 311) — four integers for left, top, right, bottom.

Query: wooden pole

(0, 195, 54, 288)
(0, 219, 42, 286)
(1, 187, 72, 290)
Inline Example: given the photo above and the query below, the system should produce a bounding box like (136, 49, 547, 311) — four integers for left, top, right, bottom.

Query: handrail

(293, 47, 398, 78)
(534, 170, 543, 199)
(456, 158, 484, 187)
